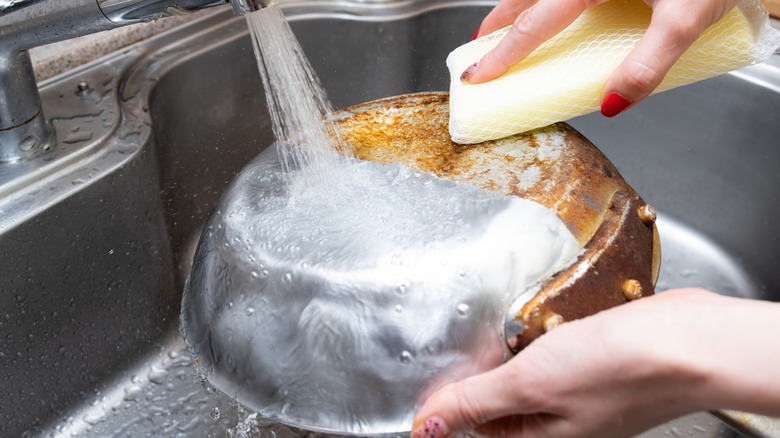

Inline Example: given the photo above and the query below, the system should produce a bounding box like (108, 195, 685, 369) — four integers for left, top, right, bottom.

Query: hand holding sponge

(447, 0, 780, 144)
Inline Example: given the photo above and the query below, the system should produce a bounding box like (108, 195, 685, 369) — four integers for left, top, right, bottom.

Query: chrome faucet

(0, 0, 267, 163)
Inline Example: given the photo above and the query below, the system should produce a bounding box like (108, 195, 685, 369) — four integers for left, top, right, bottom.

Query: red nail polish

(601, 93, 632, 117)
(461, 63, 478, 82)
(471, 27, 481, 41)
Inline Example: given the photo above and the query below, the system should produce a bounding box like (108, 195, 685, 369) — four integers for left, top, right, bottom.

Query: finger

(478, 0, 538, 38)
(600, 3, 712, 116)
(411, 363, 534, 438)
(473, 415, 526, 437)
(474, 413, 565, 438)
(466, 0, 608, 83)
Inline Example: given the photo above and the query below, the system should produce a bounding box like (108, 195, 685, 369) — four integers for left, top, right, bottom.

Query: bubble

(394, 305, 403, 313)
(456, 303, 471, 316)
(246, 307, 255, 316)
(399, 351, 413, 364)
(211, 406, 221, 421)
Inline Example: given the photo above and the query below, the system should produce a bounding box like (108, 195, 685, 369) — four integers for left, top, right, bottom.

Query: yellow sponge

(447, 0, 778, 144)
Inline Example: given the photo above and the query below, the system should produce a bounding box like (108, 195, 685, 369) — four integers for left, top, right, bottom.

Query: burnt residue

(333, 93, 634, 246)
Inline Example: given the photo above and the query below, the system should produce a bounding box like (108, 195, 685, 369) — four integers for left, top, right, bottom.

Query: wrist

(611, 289, 780, 417)
(601, 290, 722, 416)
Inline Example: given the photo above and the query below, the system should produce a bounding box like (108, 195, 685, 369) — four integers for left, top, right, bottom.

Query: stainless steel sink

(1, 2, 778, 437)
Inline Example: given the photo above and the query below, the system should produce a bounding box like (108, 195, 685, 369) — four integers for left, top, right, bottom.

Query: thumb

(410, 363, 532, 438)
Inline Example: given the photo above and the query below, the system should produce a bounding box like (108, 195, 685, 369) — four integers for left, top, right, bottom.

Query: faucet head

(231, 0, 274, 15)
(98, 0, 231, 24)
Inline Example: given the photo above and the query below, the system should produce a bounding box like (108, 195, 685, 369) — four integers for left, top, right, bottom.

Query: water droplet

(147, 366, 168, 385)
(457, 303, 471, 316)
(250, 271, 258, 279)
(225, 352, 236, 372)
(283, 272, 292, 283)
(394, 305, 403, 313)
(123, 385, 142, 401)
(399, 350, 413, 364)
(397, 280, 411, 295)
(245, 307, 255, 316)
(210, 406, 221, 421)
(83, 411, 105, 425)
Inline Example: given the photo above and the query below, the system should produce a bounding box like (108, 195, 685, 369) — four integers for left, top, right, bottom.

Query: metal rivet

(638, 204, 656, 224)
(622, 279, 643, 301)
(542, 313, 564, 333)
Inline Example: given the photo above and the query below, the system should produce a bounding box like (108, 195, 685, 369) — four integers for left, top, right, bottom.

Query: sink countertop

(29, 9, 218, 83)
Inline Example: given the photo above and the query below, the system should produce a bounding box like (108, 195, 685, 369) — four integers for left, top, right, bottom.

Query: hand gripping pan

(181, 92, 660, 435)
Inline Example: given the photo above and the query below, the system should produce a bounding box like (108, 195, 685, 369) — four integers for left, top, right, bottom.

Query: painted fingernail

(471, 27, 481, 40)
(601, 93, 632, 117)
(461, 63, 479, 82)
(411, 416, 449, 438)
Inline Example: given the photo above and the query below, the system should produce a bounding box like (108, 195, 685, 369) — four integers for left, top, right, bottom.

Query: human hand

(410, 288, 780, 438)
(463, 0, 740, 117)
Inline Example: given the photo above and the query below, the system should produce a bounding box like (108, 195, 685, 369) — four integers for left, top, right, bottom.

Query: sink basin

(1, 2, 778, 437)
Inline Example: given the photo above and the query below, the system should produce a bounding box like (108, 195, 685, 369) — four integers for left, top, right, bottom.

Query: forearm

(619, 290, 780, 417)
(688, 294, 780, 416)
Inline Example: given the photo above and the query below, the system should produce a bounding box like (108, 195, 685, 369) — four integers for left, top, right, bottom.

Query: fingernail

(461, 63, 478, 82)
(471, 27, 481, 40)
(411, 416, 449, 438)
(601, 93, 632, 117)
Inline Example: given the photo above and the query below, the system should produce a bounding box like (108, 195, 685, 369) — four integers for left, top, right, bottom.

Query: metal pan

(181, 92, 660, 435)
